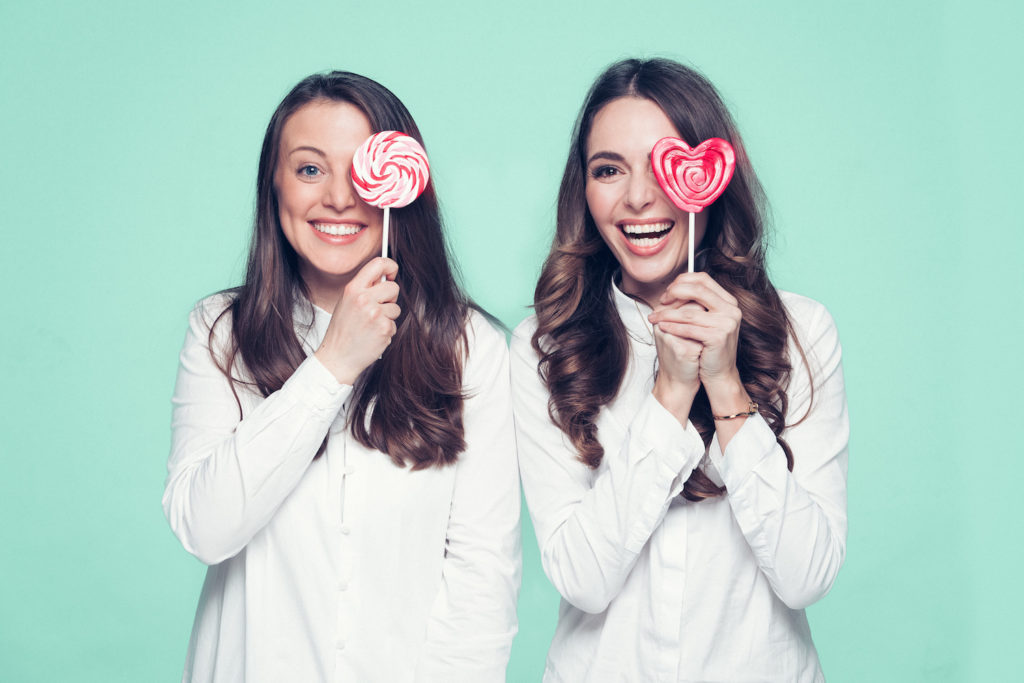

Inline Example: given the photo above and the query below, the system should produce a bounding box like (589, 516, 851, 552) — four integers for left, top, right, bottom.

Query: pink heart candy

(651, 137, 736, 213)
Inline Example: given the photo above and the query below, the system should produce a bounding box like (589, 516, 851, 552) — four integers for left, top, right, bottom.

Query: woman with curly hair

(163, 71, 520, 682)
(511, 58, 849, 681)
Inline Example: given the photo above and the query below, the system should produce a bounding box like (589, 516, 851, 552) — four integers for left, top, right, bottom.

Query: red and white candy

(350, 130, 430, 268)
(351, 131, 430, 209)
(650, 136, 736, 271)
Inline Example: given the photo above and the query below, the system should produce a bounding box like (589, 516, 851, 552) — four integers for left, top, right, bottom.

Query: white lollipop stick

(378, 208, 389, 282)
(688, 212, 695, 273)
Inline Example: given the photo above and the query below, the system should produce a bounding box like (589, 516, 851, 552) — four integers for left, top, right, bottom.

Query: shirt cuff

(710, 413, 777, 490)
(635, 393, 707, 481)
(280, 355, 353, 417)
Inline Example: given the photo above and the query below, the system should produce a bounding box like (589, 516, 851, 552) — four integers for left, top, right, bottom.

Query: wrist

(703, 372, 750, 416)
(652, 375, 699, 425)
(314, 347, 359, 386)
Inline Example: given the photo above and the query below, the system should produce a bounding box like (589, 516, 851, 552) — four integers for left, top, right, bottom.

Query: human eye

(589, 165, 621, 180)
(297, 164, 322, 179)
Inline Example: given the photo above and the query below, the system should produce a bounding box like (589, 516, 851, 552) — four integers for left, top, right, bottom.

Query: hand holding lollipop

(350, 131, 431, 265)
(651, 137, 735, 272)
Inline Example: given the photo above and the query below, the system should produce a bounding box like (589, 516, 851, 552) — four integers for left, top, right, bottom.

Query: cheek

(585, 184, 609, 221)
(275, 179, 311, 218)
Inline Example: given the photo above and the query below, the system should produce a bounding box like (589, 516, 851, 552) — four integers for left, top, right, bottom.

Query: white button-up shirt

(164, 295, 521, 682)
(511, 285, 848, 682)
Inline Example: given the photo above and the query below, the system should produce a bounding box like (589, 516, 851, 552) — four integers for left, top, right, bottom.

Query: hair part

(212, 71, 470, 469)
(533, 58, 811, 500)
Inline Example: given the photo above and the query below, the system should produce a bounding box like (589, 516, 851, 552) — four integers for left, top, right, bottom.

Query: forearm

(164, 354, 349, 564)
(714, 416, 847, 608)
(522, 394, 705, 613)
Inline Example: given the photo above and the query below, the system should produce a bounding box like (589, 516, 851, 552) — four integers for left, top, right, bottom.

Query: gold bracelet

(712, 400, 759, 420)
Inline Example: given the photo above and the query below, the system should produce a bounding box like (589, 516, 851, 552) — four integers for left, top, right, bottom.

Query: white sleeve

(710, 298, 849, 609)
(415, 314, 521, 682)
(162, 300, 351, 565)
(510, 320, 706, 614)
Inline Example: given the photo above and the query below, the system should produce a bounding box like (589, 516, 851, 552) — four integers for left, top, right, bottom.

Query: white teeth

(621, 222, 672, 235)
(630, 236, 663, 247)
(313, 223, 363, 236)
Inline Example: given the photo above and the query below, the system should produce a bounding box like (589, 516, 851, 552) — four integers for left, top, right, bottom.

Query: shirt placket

(330, 408, 356, 681)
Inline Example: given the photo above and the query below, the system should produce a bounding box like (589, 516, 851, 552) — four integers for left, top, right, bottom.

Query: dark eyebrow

(287, 145, 327, 158)
(586, 151, 627, 166)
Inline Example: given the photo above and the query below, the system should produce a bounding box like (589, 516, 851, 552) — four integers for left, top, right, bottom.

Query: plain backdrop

(1, 1, 1021, 681)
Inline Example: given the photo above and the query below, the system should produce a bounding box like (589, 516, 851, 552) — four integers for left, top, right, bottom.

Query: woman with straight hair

(511, 58, 849, 681)
(164, 71, 520, 682)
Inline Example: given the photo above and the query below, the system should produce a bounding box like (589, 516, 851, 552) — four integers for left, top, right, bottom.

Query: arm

(510, 320, 706, 614)
(162, 298, 350, 565)
(414, 314, 522, 682)
(710, 298, 849, 609)
(164, 260, 399, 565)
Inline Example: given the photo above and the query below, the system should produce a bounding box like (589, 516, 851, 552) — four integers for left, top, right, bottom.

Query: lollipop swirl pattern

(651, 137, 736, 213)
(350, 131, 430, 209)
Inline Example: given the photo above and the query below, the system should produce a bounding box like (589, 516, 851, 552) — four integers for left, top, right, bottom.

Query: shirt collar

(611, 273, 655, 347)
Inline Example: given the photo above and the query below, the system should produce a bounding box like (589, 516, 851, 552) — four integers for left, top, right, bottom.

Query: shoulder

(779, 290, 839, 343)
(189, 291, 237, 332)
(778, 289, 843, 381)
(465, 308, 508, 352)
(462, 309, 510, 371)
(183, 291, 238, 359)
(510, 314, 539, 358)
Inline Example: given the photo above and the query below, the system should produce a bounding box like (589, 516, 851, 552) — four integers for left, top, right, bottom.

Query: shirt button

(342, 465, 355, 475)
(338, 579, 349, 591)
(340, 525, 351, 535)
(336, 639, 346, 650)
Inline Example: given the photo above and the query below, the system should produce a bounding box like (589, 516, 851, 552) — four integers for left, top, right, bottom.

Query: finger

(660, 274, 738, 309)
(354, 257, 399, 288)
(380, 302, 401, 320)
(651, 321, 708, 342)
(380, 257, 399, 281)
(686, 272, 738, 306)
(368, 280, 400, 304)
(653, 327, 703, 358)
(649, 304, 712, 327)
(650, 309, 739, 338)
(654, 321, 720, 344)
(659, 282, 731, 312)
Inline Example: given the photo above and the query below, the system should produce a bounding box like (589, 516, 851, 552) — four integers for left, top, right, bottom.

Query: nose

(322, 170, 356, 212)
(624, 169, 656, 211)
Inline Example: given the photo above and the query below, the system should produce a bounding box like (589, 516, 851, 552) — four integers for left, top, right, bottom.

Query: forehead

(587, 97, 679, 155)
(278, 99, 372, 155)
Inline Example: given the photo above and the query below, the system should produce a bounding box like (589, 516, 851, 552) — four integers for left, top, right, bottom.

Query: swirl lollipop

(350, 131, 431, 263)
(651, 137, 735, 272)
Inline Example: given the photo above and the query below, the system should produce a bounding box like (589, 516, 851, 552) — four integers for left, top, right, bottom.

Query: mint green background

(2, 1, 1020, 681)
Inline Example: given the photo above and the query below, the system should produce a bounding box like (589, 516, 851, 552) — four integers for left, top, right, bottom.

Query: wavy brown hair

(211, 71, 470, 469)
(533, 58, 810, 500)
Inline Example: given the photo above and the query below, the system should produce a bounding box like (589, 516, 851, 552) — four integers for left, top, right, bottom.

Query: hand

(650, 317, 703, 424)
(315, 257, 401, 385)
(648, 272, 747, 407)
(649, 272, 754, 447)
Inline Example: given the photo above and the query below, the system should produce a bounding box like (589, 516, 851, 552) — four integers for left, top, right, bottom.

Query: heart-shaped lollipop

(650, 136, 736, 271)
(651, 137, 735, 213)
(350, 131, 430, 264)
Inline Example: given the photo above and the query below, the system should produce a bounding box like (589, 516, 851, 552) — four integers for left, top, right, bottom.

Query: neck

(299, 268, 350, 312)
(619, 273, 670, 310)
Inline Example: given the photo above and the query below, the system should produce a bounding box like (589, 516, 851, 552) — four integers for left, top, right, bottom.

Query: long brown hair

(533, 58, 808, 500)
(212, 71, 470, 469)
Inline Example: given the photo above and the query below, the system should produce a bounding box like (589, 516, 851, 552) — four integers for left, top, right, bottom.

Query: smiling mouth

(618, 221, 673, 247)
(312, 222, 365, 236)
